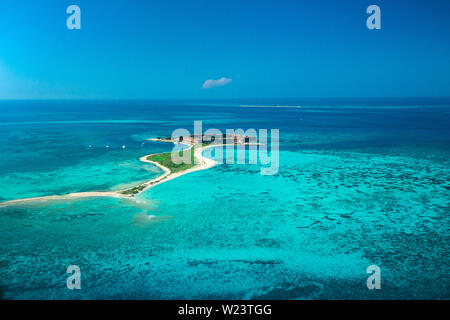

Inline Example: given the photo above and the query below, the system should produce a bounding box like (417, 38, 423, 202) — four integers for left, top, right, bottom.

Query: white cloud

(201, 77, 232, 89)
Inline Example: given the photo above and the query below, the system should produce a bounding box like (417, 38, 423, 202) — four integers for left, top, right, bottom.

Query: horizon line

(0, 97, 449, 102)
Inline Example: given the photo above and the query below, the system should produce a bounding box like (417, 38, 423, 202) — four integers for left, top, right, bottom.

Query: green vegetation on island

(120, 184, 146, 195)
(119, 147, 198, 196)
(146, 147, 197, 173)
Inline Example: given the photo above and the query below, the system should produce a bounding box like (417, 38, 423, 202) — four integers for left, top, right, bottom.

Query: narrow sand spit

(137, 144, 219, 193)
(0, 143, 223, 207)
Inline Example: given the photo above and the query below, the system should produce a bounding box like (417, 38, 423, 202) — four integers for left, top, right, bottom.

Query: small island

(0, 133, 254, 206)
(119, 133, 254, 196)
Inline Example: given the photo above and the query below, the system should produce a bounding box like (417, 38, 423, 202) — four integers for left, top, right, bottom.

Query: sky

(0, 0, 449, 100)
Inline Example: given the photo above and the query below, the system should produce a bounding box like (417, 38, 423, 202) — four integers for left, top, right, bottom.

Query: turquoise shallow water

(0, 101, 449, 299)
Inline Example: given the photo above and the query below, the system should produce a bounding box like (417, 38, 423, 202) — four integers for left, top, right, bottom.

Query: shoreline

(137, 144, 218, 194)
(0, 141, 224, 207)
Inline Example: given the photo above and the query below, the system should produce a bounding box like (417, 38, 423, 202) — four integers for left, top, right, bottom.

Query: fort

(167, 133, 253, 145)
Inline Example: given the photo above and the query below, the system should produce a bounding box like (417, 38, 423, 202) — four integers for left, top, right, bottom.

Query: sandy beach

(137, 144, 218, 193)
(0, 142, 222, 207)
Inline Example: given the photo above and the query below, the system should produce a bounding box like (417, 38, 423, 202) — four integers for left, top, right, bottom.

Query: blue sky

(0, 0, 449, 99)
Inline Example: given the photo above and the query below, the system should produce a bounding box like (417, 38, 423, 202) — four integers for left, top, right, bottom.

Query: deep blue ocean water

(0, 100, 448, 299)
